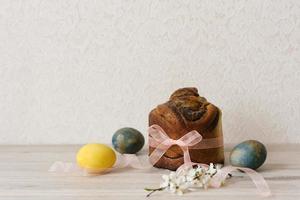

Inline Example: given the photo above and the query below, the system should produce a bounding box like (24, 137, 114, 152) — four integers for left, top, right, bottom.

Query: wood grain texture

(0, 144, 299, 200)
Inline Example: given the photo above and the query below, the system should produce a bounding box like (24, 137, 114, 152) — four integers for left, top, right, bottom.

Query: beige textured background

(0, 0, 299, 144)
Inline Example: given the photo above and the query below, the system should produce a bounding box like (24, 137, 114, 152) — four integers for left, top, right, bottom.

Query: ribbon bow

(148, 124, 271, 197)
(148, 124, 203, 165)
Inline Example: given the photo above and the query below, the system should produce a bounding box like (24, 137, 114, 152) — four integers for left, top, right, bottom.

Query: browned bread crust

(149, 87, 224, 170)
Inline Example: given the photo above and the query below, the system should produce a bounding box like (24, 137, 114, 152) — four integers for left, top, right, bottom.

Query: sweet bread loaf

(149, 87, 224, 170)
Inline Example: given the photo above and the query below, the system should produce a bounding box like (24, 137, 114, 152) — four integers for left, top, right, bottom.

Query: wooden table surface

(0, 144, 299, 200)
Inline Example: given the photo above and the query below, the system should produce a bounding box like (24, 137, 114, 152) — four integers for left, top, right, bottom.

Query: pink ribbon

(49, 154, 152, 175)
(49, 125, 271, 196)
(175, 163, 271, 197)
(210, 166, 271, 197)
(149, 124, 223, 165)
(114, 154, 152, 169)
(211, 166, 271, 197)
(149, 124, 271, 197)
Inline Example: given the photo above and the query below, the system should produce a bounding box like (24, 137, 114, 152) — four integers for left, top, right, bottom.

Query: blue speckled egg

(230, 140, 267, 170)
(112, 127, 145, 154)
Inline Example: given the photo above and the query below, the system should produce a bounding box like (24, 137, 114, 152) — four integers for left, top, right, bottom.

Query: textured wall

(0, 0, 300, 144)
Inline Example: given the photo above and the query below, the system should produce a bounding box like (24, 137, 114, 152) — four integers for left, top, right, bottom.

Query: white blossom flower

(159, 174, 170, 188)
(207, 163, 217, 175)
(145, 163, 225, 197)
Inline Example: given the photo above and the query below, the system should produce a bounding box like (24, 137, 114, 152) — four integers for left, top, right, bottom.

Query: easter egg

(230, 140, 267, 170)
(76, 143, 116, 173)
(112, 127, 145, 154)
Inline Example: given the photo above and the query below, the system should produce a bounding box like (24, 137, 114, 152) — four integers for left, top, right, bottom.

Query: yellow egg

(76, 143, 116, 173)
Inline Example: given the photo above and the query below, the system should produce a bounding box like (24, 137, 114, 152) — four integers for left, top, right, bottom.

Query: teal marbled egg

(230, 140, 267, 170)
(112, 127, 145, 154)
